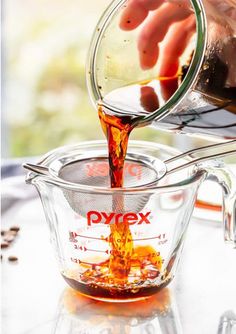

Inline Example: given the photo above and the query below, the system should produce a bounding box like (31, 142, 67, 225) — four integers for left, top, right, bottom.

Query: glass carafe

(87, 0, 236, 138)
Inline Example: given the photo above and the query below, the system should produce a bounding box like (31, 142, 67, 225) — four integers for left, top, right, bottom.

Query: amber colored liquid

(195, 199, 222, 212)
(98, 107, 135, 280)
(99, 86, 178, 286)
(63, 53, 235, 298)
(63, 76, 180, 300)
(102, 66, 236, 138)
(62, 274, 171, 301)
(62, 245, 168, 300)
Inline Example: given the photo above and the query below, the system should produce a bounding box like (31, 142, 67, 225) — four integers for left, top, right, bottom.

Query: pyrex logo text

(86, 162, 142, 180)
(87, 211, 151, 226)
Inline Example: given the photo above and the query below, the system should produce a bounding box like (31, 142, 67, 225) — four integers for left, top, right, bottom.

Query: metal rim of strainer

(26, 140, 205, 194)
(57, 151, 167, 188)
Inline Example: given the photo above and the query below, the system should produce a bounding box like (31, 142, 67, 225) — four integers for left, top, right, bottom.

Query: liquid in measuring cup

(62, 90, 176, 300)
(62, 245, 171, 300)
(62, 225, 173, 300)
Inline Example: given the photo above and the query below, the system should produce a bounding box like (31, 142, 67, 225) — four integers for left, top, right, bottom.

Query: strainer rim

(27, 140, 206, 193)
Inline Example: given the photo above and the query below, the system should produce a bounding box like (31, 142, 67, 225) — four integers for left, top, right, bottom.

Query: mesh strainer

(24, 150, 166, 215)
(58, 154, 161, 215)
(23, 140, 236, 216)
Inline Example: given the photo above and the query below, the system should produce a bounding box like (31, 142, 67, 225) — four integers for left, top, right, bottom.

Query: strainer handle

(164, 140, 236, 175)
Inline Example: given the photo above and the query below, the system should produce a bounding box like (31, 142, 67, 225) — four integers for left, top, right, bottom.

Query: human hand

(119, 0, 196, 76)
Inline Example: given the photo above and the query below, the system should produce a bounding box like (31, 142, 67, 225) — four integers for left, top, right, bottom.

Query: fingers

(140, 86, 159, 112)
(119, 0, 164, 31)
(158, 15, 196, 77)
(137, 3, 193, 69)
(138, 0, 165, 11)
(160, 77, 179, 102)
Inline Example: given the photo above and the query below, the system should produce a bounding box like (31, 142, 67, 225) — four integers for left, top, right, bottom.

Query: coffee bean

(8, 256, 18, 262)
(1, 242, 9, 249)
(9, 226, 20, 233)
(8, 230, 17, 237)
(4, 235, 15, 243)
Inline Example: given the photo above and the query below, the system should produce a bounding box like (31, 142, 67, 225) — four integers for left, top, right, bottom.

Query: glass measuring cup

(87, 0, 236, 138)
(24, 141, 236, 302)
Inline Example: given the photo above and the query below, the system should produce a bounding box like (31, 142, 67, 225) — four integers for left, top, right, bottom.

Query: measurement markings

(84, 247, 109, 254)
(74, 245, 109, 253)
(77, 234, 105, 241)
(132, 235, 165, 241)
(79, 260, 97, 266)
(70, 232, 166, 243)
(71, 259, 105, 266)
(71, 235, 166, 242)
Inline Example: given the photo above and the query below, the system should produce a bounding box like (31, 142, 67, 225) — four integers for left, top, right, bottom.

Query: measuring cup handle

(202, 161, 236, 248)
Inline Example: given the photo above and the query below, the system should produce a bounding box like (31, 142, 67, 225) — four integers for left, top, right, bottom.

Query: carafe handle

(202, 161, 236, 248)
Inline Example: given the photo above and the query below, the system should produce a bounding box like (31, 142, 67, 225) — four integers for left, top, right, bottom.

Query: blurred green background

(3, 0, 173, 158)
(5, 0, 233, 161)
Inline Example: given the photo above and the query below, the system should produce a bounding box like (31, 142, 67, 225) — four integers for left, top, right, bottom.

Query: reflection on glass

(53, 288, 183, 334)
(217, 310, 236, 334)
